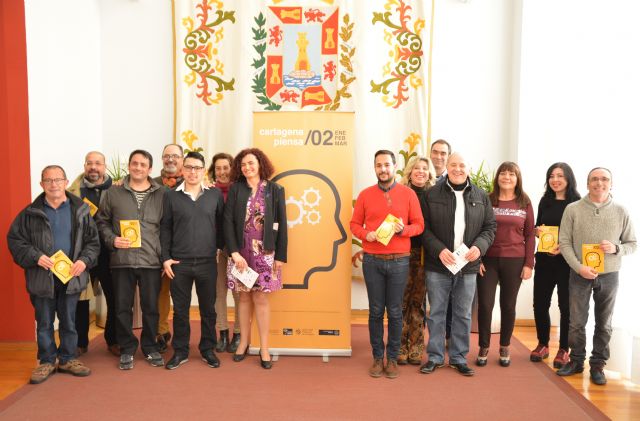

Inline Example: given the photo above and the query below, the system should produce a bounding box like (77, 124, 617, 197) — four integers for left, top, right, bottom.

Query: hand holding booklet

(231, 265, 259, 289)
(445, 244, 471, 275)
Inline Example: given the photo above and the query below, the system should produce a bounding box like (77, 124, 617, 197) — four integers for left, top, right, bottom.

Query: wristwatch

(615, 244, 620, 255)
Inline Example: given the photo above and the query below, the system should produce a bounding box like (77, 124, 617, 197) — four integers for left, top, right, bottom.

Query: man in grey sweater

(557, 167, 636, 385)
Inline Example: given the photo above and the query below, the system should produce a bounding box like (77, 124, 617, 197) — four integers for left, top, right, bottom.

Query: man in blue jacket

(8, 165, 100, 384)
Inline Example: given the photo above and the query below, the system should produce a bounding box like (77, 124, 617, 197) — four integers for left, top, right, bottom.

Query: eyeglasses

(42, 178, 66, 185)
(162, 154, 182, 160)
(183, 165, 204, 172)
(589, 177, 611, 183)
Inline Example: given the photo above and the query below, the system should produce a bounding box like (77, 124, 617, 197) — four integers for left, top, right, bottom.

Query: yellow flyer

(51, 250, 74, 284)
(375, 214, 401, 246)
(537, 226, 559, 252)
(82, 197, 98, 217)
(582, 244, 604, 273)
(120, 220, 142, 248)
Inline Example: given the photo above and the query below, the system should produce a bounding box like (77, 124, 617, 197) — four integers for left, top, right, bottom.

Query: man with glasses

(557, 167, 636, 385)
(160, 152, 225, 369)
(8, 165, 99, 384)
(350, 150, 424, 379)
(97, 150, 165, 370)
(153, 144, 184, 352)
(68, 151, 118, 356)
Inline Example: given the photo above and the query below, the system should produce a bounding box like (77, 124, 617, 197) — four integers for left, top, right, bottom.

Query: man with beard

(153, 144, 184, 352)
(350, 150, 424, 379)
(68, 151, 118, 356)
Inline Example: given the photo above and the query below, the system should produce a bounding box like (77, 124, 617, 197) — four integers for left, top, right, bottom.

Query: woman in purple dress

(223, 148, 287, 369)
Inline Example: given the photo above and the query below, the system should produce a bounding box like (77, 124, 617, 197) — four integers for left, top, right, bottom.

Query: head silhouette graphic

(272, 169, 347, 289)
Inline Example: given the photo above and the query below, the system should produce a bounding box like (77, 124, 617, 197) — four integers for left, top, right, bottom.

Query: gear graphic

(286, 196, 306, 228)
(306, 209, 321, 225)
(302, 187, 321, 208)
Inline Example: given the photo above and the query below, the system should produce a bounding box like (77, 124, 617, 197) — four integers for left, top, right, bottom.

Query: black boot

(215, 330, 229, 353)
(227, 332, 241, 353)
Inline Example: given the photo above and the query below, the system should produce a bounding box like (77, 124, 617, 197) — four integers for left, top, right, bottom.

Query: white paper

(231, 265, 259, 289)
(445, 244, 470, 275)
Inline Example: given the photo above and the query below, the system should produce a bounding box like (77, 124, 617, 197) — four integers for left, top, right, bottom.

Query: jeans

(362, 254, 410, 360)
(112, 268, 162, 356)
(170, 258, 218, 356)
(568, 270, 619, 368)
(30, 280, 80, 364)
(426, 270, 477, 365)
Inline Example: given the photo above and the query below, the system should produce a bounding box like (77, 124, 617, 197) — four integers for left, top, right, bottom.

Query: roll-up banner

(252, 111, 353, 356)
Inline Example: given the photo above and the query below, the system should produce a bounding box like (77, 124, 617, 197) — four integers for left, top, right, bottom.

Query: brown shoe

(369, 358, 384, 378)
(385, 359, 399, 379)
(407, 352, 422, 365)
(58, 359, 91, 377)
(108, 344, 121, 357)
(397, 354, 408, 365)
(30, 363, 56, 384)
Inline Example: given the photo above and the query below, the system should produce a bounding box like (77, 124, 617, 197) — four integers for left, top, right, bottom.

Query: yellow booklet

(51, 250, 74, 284)
(537, 226, 559, 252)
(82, 197, 98, 217)
(582, 244, 604, 273)
(375, 214, 401, 246)
(120, 220, 142, 248)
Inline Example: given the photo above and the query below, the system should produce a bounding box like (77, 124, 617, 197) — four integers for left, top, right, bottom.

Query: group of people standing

(352, 140, 636, 386)
(8, 146, 287, 384)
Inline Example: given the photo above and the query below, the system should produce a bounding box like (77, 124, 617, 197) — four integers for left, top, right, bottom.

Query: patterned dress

(227, 181, 282, 293)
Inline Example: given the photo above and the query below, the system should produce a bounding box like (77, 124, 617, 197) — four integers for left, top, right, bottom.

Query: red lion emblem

(268, 25, 283, 47)
(304, 9, 325, 23)
(323, 61, 337, 82)
(279, 89, 300, 103)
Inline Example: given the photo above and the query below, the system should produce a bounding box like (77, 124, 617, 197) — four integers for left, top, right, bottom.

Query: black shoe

(233, 344, 249, 362)
(419, 360, 444, 374)
(165, 354, 189, 370)
(589, 367, 607, 385)
(156, 334, 169, 354)
(144, 351, 165, 367)
(449, 363, 475, 376)
(216, 330, 229, 353)
(119, 354, 134, 370)
(260, 351, 272, 370)
(227, 332, 241, 353)
(202, 350, 220, 368)
(557, 360, 584, 376)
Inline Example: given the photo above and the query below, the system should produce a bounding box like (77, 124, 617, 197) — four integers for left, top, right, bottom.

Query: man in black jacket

(160, 151, 225, 369)
(419, 153, 496, 377)
(8, 165, 100, 384)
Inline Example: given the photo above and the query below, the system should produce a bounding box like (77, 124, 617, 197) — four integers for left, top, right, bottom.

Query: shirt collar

(377, 181, 397, 193)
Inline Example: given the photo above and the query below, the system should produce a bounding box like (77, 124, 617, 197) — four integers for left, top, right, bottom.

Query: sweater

(535, 197, 574, 267)
(559, 195, 637, 273)
(350, 182, 424, 255)
(485, 199, 535, 268)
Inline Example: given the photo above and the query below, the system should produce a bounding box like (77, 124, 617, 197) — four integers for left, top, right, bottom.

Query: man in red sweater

(350, 150, 424, 379)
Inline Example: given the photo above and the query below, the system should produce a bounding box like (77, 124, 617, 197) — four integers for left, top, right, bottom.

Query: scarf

(161, 169, 183, 188)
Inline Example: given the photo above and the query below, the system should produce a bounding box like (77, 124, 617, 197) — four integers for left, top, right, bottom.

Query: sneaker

(476, 347, 489, 367)
(29, 363, 56, 384)
(368, 358, 384, 378)
(449, 363, 475, 376)
(590, 366, 607, 385)
(201, 350, 220, 368)
(419, 360, 444, 374)
(530, 344, 549, 362)
(557, 360, 584, 376)
(384, 359, 399, 379)
(119, 354, 134, 370)
(499, 346, 511, 367)
(58, 359, 91, 377)
(144, 351, 165, 367)
(165, 354, 189, 370)
(553, 348, 569, 369)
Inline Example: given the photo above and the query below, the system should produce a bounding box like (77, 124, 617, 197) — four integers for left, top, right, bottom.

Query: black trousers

(112, 268, 162, 356)
(75, 300, 90, 348)
(533, 260, 570, 349)
(477, 257, 524, 348)
(170, 258, 217, 357)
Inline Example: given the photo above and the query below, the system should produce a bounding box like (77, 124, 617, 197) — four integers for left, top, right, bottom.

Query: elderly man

(68, 151, 118, 356)
(557, 167, 636, 385)
(350, 150, 424, 379)
(420, 152, 496, 376)
(97, 150, 165, 370)
(8, 165, 100, 384)
(153, 144, 184, 352)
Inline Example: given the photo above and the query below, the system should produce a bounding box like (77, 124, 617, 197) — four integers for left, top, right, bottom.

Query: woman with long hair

(476, 161, 535, 367)
(529, 163, 580, 367)
(397, 156, 436, 365)
(223, 148, 287, 369)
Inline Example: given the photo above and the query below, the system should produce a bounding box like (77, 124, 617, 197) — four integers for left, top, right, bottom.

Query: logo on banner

(252, 6, 355, 111)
